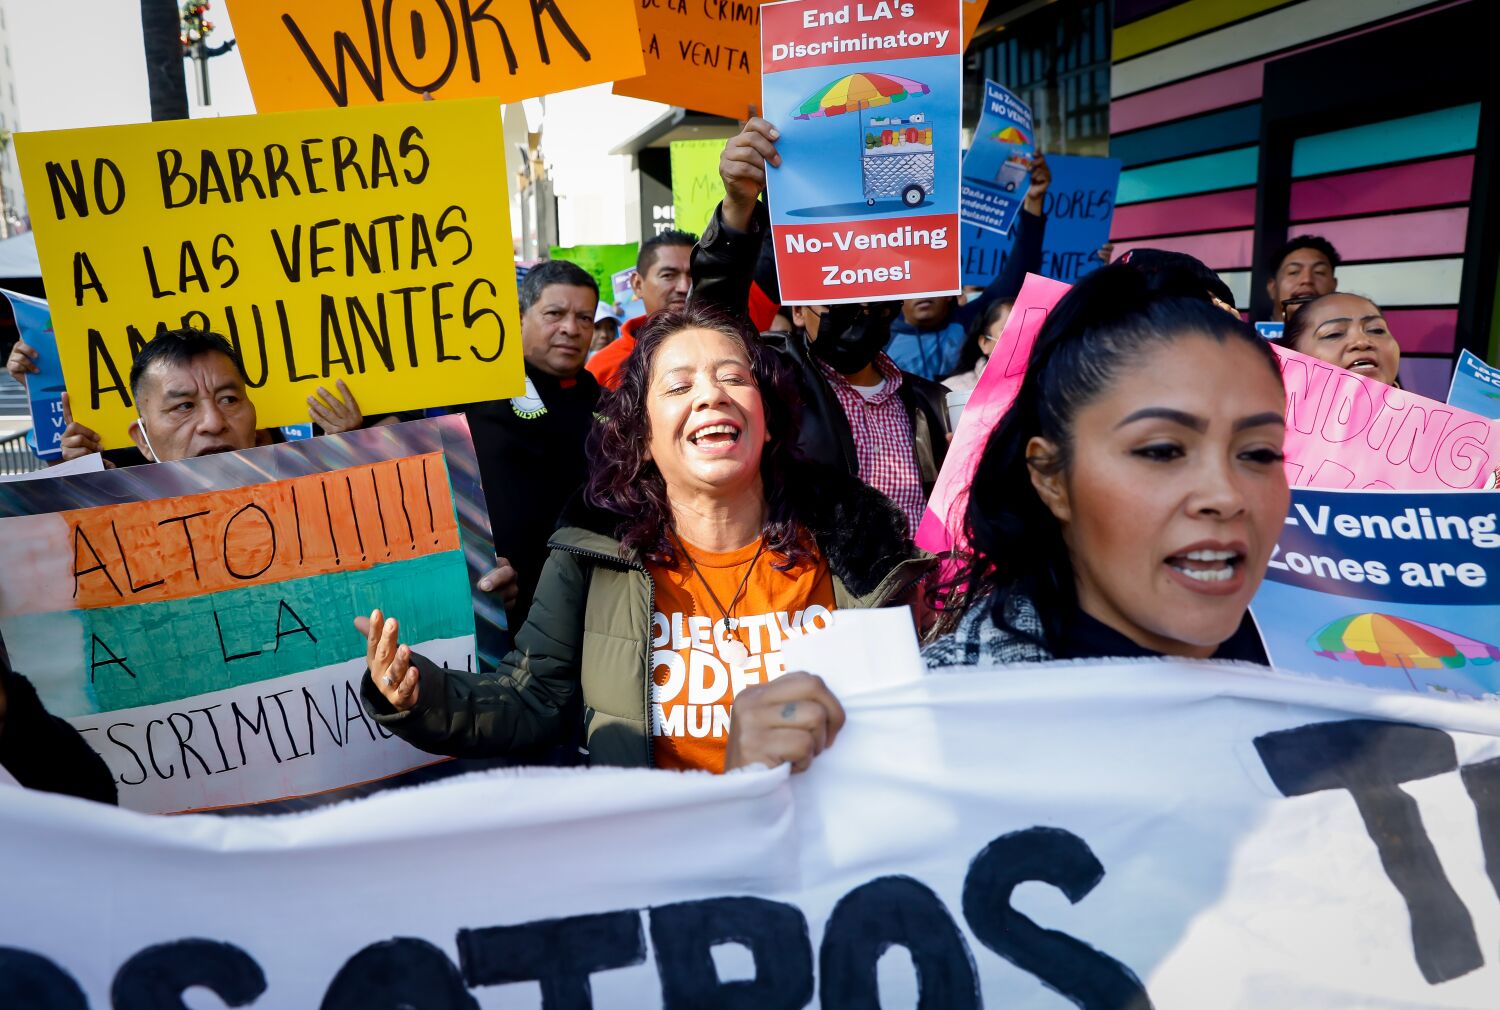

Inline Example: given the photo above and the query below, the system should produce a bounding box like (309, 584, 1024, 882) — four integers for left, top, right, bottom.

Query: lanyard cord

(674, 531, 767, 629)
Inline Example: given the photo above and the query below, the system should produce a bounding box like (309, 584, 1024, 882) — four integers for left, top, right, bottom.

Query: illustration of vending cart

(792, 71, 936, 209)
(862, 114, 936, 207)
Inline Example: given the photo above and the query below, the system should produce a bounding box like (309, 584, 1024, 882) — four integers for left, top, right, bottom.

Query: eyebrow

(660, 358, 749, 378)
(1233, 411, 1285, 432)
(163, 382, 239, 400)
(1314, 314, 1385, 331)
(1116, 407, 1206, 432)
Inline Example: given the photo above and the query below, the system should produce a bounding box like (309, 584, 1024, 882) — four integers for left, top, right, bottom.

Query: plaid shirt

(815, 353, 925, 536)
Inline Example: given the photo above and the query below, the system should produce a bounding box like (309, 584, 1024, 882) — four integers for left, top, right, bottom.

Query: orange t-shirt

(647, 537, 837, 772)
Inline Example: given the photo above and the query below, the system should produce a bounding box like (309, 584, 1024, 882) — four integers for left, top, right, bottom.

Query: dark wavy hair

(954, 298, 1014, 375)
(948, 263, 1284, 650)
(586, 304, 813, 569)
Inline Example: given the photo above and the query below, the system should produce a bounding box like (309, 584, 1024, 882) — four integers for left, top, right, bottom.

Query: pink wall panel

(1291, 208, 1470, 262)
(1111, 62, 1264, 134)
(1113, 229, 1254, 270)
(1111, 188, 1257, 240)
(1382, 308, 1458, 355)
(1288, 155, 1474, 221)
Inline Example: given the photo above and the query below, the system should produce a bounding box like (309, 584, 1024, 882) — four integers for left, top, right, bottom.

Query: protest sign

(1275, 344, 1500, 491)
(15, 99, 522, 449)
(613, 0, 761, 119)
(959, 153, 1120, 288)
(916, 271, 1066, 554)
(226, 0, 643, 111)
(1255, 320, 1285, 341)
(1448, 348, 1500, 420)
(761, 0, 963, 304)
(547, 242, 638, 298)
(6, 662, 1500, 1005)
(0, 288, 63, 460)
(0, 417, 502, 813)
(960, 80, 1033, 236)
(670, 138, 730, 239)
(611, 265, 645, 321)
(1253, 487, 1500, 698)
(920, 277, 1500, 554)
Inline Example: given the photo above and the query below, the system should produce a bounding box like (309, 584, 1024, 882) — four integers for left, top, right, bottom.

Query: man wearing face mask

(689, 118, 950, 535)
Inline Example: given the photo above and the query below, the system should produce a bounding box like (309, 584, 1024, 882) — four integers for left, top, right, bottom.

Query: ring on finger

(382, 674, 395, 687)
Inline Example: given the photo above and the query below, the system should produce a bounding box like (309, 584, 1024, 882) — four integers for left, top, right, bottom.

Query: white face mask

(135, 415, 160, 463)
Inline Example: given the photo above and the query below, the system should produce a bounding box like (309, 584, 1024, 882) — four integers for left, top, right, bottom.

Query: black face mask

(809, 302, 899, 375)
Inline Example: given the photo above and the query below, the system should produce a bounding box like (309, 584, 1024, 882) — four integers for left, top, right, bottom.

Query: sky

(1, 0, 255, 132)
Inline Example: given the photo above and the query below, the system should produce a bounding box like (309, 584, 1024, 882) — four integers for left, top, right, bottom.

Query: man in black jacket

(0, 633, 117, 804)
(689, 117, 962, 536)
(455, 259, 602, 627)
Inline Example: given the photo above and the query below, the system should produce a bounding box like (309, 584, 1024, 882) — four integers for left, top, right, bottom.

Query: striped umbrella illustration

(1310, 612, 1500, 692)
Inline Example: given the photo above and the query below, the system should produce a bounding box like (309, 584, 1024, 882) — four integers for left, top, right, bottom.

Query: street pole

(140, 0, 189, 121)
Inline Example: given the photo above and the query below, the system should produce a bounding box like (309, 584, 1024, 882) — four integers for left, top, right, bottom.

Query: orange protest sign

(612, 1, 761, 120)
(613, 1, 987, 121)
(227, 0, 643, 112)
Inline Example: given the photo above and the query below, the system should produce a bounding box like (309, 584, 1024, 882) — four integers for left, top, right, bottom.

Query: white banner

(5, 660, 1500, 1008)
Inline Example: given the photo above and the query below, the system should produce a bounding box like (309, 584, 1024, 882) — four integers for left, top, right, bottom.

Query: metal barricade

(0, 428, 43, 476)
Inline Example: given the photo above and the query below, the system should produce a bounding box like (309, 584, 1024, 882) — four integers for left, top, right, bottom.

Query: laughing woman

(358, 305, 930, 773)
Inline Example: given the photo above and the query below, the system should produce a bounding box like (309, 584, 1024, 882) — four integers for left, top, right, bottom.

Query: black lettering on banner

(90, 634, 137, 683)
(432, 280, 459, 361)
(962, 827, 1153, 1010)
(224, 305, 271, 388)
(107, 721, 150, 785)
(458, 910, 647, 1009)
(213, 233, 241, 289)
(233, 696, 283, 765)
(87, 328, 132, 410)
(464, 277, 504, 361)
(820, 875, 980, 1010)
(349, 295, 390, 371)
(191, 703, 237, 773)
(462, 0, 520, 76)
(43, 157, 125, 220)
(649, 896, 813, 1010)
(73, 250, 108, 306)
(399, 125, 430, 184)
(304, 684, 344, 752)
(1459, 756, 1500, 905)
(436, 203, 472, 264)
(272, 223, 303, 282)
(275, 599, 319, 649)
(158, 509, 210, 580)
(223, 502, 277, 580)
(269, 687, 311, 760)
(111, 939, 266, 1010)
(228, 148, 268, 200)
(323, 938, 477, 1009)
(112, 519, 165, 594)
(156, 149, 195, 209)
(385, 0, 459, 93)
(302, 139, 330, 195)
(73, 523, 122, 598)
(529, 0, 590, 65)
(144, 719, 177, 780)
(331, 135, 366, 191)
(1254, 720, 1483, 984)
(0, 947, 89, 1009)
(283, 4, 385, 106)
(167, 711, 214, 779)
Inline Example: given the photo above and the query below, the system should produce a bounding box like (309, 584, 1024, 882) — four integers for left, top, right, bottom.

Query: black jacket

(690, 200, 951, 495)
(456, 364, 601, 627)
(0, 636, 117, 804)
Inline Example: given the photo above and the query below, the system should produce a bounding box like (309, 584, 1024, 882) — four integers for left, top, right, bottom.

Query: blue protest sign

(1447, 349, 1500, 420)
(960, 81, 1034, 237)
(1, 289, 64, 460)
(1251, 487, 1500, 699)
(279, 424, 314, 441)
(1255, 321, 1285, 341)
(960, 154, 1121, 288)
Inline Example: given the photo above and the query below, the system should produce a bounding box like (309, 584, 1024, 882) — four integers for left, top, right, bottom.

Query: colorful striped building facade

(1107, 0, 1496, 399)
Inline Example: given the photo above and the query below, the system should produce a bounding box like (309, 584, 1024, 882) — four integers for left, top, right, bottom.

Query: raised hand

(719, 117, 782, 232)
(58, 392, 105, 463)
(354, 608, 419, 711)
(307, 379, 364, 434)
(5, 338, 38, 385)
(1024, 152, 1052, 215)
(477, 557, 520, 609)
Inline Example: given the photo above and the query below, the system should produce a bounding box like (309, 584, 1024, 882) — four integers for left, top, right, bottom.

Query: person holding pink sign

(1274, 292, 1401, 388)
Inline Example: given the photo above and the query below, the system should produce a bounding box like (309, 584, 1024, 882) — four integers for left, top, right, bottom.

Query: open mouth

(1346, 357, 1381, 375)
(195, 445, 236, 457)
(687, 422, 741, 450)
(1164, 547, 1244, 585)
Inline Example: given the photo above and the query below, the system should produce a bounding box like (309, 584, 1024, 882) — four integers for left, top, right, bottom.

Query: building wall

(1107, 0, 1496, 401)
(0, 4, 27, 235)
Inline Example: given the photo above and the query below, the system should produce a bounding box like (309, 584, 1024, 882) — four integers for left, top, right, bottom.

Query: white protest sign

(0, 453, 105, 484)
(6, 661, 1500, 1006)
(779, 606, 924, 698)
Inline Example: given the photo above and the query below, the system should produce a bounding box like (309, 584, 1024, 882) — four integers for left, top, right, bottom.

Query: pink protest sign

(915, 272, 1069, 554)
(1275, 345, 1500, 491)
(916, 278, 1500, 557)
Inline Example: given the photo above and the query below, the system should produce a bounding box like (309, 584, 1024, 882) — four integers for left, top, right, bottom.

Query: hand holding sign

(719, 118, 782, 233)
(1023, 152, 1051, 215)
(306, 380, 364, 435)
(477, 557, 519, 609)
(5, 338, 37, 383)
(356, 609, 419, 712)
(58, 392, 104, 464)
(724, 671, 845, 774)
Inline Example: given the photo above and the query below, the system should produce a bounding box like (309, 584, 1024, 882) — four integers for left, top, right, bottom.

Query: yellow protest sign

(226, 0, 643, 112)
(15, 98, 523, 449)
(670, 139, 728, 238)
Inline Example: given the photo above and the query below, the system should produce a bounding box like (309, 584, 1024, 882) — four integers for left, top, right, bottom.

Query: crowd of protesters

(2, 110, 1420, 797)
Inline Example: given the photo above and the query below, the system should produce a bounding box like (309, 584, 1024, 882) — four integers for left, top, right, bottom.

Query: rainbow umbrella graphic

(1310, 612, 1500, 691)
(793, 72, 932, 181)
(993, 125, 1030, 144)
